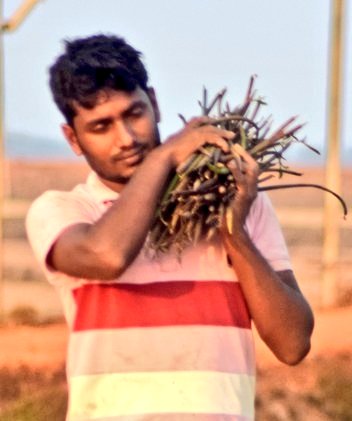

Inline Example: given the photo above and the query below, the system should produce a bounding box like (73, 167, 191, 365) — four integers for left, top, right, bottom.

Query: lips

(123, 150, 145, 166)
(112, 146, 146, 166)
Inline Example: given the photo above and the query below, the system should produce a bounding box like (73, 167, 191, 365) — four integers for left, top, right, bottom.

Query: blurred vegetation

(316, 361, 352, 420)
(7, 306, 40, 326)
(0, 355, 351, 420)
(256, 354, 352, 420)
(0, 386, 66, 421)
(2, 305, 64, 327)
(0, 366, 66, 421)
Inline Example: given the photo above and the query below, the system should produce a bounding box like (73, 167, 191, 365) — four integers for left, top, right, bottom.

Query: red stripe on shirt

(72, 280, 251, 332)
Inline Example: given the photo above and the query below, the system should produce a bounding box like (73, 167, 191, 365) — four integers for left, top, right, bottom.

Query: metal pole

(0, 0, 44, 320)
(1, 0, 43, 32)
(321, 0, 345, 308)
(0, 0, 4, 320)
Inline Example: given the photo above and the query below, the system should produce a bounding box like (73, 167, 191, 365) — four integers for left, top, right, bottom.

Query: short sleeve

(25, 190, 96, 273)
(245, 192, 292, 271)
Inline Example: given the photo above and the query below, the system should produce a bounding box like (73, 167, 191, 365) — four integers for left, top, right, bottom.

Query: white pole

(0, 0, 44, 319)
(321, 0, 346, 308)
(1, 0, 43, 32)
(0, 0, 4, 320)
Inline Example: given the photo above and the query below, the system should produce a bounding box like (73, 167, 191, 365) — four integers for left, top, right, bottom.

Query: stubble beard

(82, 126, 161, 186)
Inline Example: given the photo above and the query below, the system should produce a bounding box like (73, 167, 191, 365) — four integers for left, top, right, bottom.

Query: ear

(147, 87, 161, 123)
(61, 124, 83, 156)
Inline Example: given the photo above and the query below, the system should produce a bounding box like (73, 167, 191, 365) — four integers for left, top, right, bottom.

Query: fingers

(186, 116, 234, 137)
(228, 144, 259, 182)
(204, 132, 231, 152)
(232, 144, 259, 176)
(187, 116, 212, 128)
(164, 120, 234, 167)
(222, 146, 259, 229)
(196, 125, 234, 153)
(227, 143, 259, 220)
(165, 117, 257, 171)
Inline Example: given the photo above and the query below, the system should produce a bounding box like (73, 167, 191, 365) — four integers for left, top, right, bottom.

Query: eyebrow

(122, 100, 148, 116)
(84, 100, 148, 129)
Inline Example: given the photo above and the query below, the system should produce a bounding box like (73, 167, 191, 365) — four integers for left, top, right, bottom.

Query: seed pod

(203, 193, 217, 201)
(193, 219, 203, 244)
(206, 226, 218, 241)
(225, 207, 234, 234)
(207, 163, 230, 175)
(206, 213, 219, 227)
(193, 179, 201, 190)
(218, 185, 226, 194)
(218, 203, 226, 222)
(203, 169, 212, 179)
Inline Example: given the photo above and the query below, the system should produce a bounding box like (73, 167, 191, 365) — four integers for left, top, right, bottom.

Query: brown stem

(259, 183, 348, 217)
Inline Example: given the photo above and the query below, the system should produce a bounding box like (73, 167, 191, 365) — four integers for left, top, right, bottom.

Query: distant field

(4, 159, 351, 204)
(4, 159, 90, 200)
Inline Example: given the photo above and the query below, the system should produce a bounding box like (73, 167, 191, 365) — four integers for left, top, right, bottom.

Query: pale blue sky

(2, 0, 351, 160)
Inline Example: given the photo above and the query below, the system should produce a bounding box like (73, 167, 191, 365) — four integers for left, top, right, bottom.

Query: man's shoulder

(26, 181, 97, 223)
(31, 181, 91, 206)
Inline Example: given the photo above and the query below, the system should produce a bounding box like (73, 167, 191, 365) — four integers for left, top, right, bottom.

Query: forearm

(224, 228, 314, 365)
(50, 146, 174, 279)
(85, 147, 173, 273)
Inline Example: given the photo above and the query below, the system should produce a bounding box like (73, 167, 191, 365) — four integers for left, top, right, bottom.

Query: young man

(26, 34, 314, 421)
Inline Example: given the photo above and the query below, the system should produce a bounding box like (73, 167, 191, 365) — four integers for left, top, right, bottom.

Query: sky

(2, 0, 352, 161)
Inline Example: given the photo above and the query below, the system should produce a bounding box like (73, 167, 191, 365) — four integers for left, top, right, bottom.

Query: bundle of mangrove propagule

(147, 76, 347, 255)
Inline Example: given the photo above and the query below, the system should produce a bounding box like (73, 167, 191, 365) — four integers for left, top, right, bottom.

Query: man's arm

(222, 229, 313, 365)
(49, 118, 234, 279)
(221, 144, 314, 365)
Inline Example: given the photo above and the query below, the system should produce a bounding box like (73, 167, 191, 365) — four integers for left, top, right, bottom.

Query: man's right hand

(159, 117, 234, 168)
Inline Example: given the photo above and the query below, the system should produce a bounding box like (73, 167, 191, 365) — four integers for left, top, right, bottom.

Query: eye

(128, 105, 146, 119)
(90, 119, 112, 133)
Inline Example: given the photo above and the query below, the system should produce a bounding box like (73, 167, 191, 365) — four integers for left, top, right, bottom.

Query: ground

(0, 307, 351, 420)
(0, 161, 351, 420)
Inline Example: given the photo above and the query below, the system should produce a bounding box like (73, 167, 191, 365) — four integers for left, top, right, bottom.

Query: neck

(98, 176, 126, 193)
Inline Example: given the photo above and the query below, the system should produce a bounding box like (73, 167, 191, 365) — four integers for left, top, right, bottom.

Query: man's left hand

(224, 144, 259, 232)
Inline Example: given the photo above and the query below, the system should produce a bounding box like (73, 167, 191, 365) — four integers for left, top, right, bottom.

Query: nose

(115, 121, 135, 148)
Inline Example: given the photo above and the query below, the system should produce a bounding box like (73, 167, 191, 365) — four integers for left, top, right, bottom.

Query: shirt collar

(85, 172, 120, 204)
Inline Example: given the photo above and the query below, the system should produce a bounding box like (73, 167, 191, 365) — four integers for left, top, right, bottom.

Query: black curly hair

(49, 34, 149, 125)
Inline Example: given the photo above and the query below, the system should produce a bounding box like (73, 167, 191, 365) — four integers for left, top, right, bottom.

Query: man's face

(63, 87, 161, 192)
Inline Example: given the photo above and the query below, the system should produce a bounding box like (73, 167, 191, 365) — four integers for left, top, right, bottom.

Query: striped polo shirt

(26, 172, 292, 421)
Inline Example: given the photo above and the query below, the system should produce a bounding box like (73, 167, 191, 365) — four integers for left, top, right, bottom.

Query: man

(26, 34, 314, 421)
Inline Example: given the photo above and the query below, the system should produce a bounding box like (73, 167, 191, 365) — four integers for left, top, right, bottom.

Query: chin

(93, 160, 141, 187)
(108, 169, 136, 185)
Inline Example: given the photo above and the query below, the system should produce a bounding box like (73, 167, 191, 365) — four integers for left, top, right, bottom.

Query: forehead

(72, 88, 151, 121)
